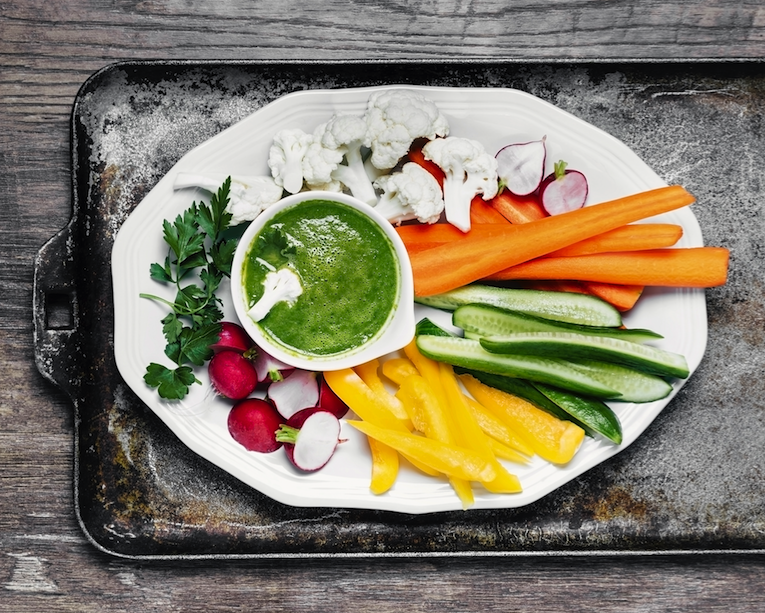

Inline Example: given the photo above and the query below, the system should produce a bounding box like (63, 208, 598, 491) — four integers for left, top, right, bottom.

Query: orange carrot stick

(489, 190, 547, 224)
(409, 185, 696, 296)
(546, 223, 684, 257)
(485, 247, 729, 288)
(579, 282, 644, 311)
(470, 195, 510, 225)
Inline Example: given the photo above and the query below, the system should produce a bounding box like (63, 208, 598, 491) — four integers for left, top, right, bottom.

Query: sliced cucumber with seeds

(454, 303, 663, 344)
(415, 335, 623, 399)
(480, 332, 689, 379)
(415, 284, 622, 327)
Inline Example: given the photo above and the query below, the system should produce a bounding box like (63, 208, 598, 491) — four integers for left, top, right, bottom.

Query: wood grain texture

(2, 0, 765, 610)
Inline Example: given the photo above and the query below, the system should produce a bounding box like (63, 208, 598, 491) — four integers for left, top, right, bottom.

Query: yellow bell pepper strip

(324, 368, 436, 480)
(346, 420, 497, 484)
(368, 438, 399, 495)
(395, 372, 474, 507)
(459, 373, 585, 465)
(354, 359, 410, 422)
(381, 356, 420, 386)
(403, 340, 446, 405)
(439, 363, 522, 494)
(323, 368, 409, 431)
(462, 394, 535, 457)
(486, 437, 531, 465)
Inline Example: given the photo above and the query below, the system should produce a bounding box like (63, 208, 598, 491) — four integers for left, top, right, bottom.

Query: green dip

(242, 199, 400, 358)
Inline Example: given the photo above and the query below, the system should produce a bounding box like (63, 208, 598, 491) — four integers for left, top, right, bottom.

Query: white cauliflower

(321, 113, 378, 205)
(373, 162, 444, 225)
(302, 122, 345, 189)
(364, 89, 450, 171)
(247, 267, 303, 322)
(422, 137, 499, 232)
(268, 128, 313, 194)
(172, 172, 283, 226)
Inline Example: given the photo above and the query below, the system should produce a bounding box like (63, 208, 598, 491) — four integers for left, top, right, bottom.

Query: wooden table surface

(3, 1, 765, 611)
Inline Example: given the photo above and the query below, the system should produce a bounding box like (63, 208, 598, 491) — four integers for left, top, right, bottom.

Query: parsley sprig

(140, 178, 237, 400)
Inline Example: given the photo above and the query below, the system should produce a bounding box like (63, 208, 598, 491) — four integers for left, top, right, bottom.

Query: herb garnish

(140, 178, 237, 400)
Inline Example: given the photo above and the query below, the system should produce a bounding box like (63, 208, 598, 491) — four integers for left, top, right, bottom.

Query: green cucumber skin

(415, 335, 623, 399)
(566, 359, 673, 403)
(534, 383, 623, 444)
(415, 284, 622, 327)
(480, 332, 690, 379)
(453, 304, 663, 344)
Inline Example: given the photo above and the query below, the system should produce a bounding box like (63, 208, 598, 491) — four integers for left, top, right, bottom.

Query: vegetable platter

(111, 83, 709, 514)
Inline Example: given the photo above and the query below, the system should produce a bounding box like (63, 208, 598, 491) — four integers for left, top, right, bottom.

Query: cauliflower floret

(373, 162, 444, 225)
(318, 113, 378, 205)
(302, 122, 345, 189)
(247, 267, 303, 322)
(364, 89, 450, 171)
(422, 136, 499, 232)
(173, 172, 283, 226)
(268, 128, 313, 194)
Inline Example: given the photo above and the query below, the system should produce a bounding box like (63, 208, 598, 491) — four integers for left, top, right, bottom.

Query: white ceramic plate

(112, 86, 707, 514)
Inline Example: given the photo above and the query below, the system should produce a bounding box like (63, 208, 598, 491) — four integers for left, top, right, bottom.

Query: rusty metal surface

(33, 60, 765, 559)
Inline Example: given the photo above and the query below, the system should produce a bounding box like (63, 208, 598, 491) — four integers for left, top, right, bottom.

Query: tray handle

(33, 221, 82, 400)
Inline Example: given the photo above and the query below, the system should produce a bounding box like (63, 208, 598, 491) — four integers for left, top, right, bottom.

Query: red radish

(495, 137, 547, 196)
(227, 398, 284, 453)
(252, 347, 295, 384)
(539, 160, 589, 215)
(208, 350, 259, 400)
(268, 369, 320, 419)
(317, 374, 350, 419)
(275, 408, 343, 472)
(210, 321, 254, 354)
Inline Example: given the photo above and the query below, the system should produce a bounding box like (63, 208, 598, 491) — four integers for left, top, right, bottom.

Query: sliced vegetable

(539, 160, 589, 215)
(546, 223, 683, 257)
(415, 334, 622, 399)
(495, 138, 547, 196)
(565, 359, 673, 403)
(267, 369, 320, 420)
(408, 185, 696, 296)
(453, 303, 663, 344)
(276, 408, 343, 472)
(252, 347, 295, 384)
(534, 383, 622, 444)
(578, 281, 644, 312)
(368, 437, 399, 495)
(415, 284, 623, 328)
(346, 420, 497, 483)
(469, 194, 510, 225)
(459, 374, 585, 465)
(485, 247, 730, 288)
(488, 190, 547, 224)
(317, 374, 350, 419)
(354, 359, 410, 421)
(479, 331, 689, 379)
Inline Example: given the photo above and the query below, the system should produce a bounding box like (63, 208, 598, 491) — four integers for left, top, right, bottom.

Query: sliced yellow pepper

(462, 394, 535, 457)
(459, 374, 585, 465)
(439, 364, 521, 494)
(354, 358, 410, 422)
(323, 368, 409, 431)
(380, 356, 419, 386)
(347, 420, 497, 484)
(368, 438, 399, 495)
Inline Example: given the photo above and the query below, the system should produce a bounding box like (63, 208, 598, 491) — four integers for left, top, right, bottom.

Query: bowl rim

(230, 190, 415, 371)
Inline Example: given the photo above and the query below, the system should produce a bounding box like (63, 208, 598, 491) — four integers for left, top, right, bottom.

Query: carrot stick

(546, 223, 684, 257)
(409, 185, 696, 296)
(485, 247, 730, 288)
(489, 190, 547, 224)
(407, 141, 445, 187)
(470, 195, 510, 225)
(579, 281, 644, 311)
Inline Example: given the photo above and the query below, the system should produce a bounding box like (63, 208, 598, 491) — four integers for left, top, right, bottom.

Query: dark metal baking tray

(33, 60, 765, 560)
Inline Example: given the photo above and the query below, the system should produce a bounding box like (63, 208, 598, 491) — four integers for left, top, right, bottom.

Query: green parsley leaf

(144, 363, 199, 400)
